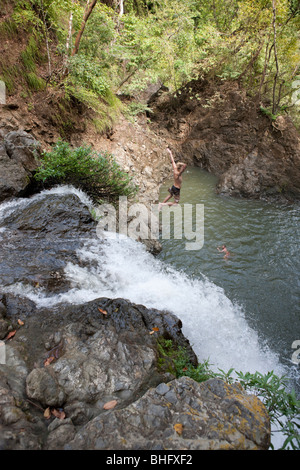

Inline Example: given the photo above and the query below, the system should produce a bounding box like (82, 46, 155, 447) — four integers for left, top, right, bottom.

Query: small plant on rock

(34, 140, 138, 203)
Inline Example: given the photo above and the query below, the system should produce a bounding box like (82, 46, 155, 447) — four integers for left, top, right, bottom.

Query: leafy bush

(68, 54, 110, 97)
(235, 370, 300, 450)
(34, 140, 138, 203)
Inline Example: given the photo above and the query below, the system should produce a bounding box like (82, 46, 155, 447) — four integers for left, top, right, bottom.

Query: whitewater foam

(7, 231, 283, 378)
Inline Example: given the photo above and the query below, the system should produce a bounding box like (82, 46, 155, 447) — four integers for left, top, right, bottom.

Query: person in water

(159, 148, 187, 210)
(217, 244, 230, 259)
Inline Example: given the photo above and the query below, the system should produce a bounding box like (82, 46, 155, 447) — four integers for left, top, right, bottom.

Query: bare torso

(173, 170, 183, 188)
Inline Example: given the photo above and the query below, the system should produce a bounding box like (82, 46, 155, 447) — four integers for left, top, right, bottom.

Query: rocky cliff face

(0, 101, 172, 208)
(149, 79, 300, 202)
(0, 129, 40, 202)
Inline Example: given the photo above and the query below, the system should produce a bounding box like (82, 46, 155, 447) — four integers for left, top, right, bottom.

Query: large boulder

(0, 189, 96, 294)
(0, 294, 198, 450)
(0, 293, 271, 451)
(0, 130, 40, 202)
(65, 376, 271, 450)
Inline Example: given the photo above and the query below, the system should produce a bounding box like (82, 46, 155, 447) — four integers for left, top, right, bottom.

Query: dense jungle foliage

(0, 0, 299, 128)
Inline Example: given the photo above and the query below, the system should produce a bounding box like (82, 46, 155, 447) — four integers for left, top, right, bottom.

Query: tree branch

(72, 0, 98, 56)
(272, 0, 279, 114)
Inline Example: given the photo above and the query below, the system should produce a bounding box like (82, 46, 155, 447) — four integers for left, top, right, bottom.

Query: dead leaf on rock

(149, 327, 159, 335)
(17, 319, 24, 326)
(98, 307, 107, 315)
(44, 407, 51, 419)
(103, 400, 117, 410)
(5, 330, 16, 341)
(44, 355, 55, 366)
(174, 423, 183, 435)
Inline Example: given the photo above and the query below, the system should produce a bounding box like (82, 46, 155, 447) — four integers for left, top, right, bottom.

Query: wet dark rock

(0, 191, 97, 295)
(0, 297, 10, 338)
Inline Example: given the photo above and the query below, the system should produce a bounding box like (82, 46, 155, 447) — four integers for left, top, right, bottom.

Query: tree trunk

(71, 0, 98, 56)
(119, 0, 124, 17)
(272, 0, 279, 115)
(63, 10, 73, 74)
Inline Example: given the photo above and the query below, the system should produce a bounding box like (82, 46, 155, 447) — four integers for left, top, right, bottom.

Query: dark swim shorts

(168, 185, 180, 199)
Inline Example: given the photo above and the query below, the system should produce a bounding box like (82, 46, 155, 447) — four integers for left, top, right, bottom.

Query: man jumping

(159, 148, 187, 210)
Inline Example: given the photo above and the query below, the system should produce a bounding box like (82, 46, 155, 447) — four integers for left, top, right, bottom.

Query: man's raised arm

(167, 148, 177, 171)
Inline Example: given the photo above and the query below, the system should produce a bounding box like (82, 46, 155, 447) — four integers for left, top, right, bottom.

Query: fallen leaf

(44, 355, 55, 366)
(103, 400, 117, 410)
(51, 408, 66, 420)
(18, 319, 24, 326)
(5, 330, 16, 341)
(152, 327, 159, 332)
(174, 423, 183, 435)
(44, 407, 51, 419)
(98, 307, 107, 315)
(149, 331, 155, 335)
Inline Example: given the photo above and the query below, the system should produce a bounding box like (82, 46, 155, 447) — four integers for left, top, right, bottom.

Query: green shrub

(235, 370, 300, 450)
(157, 337, 214, 382)
(34, 140, 138, 203)
(68, 55, 110, 98)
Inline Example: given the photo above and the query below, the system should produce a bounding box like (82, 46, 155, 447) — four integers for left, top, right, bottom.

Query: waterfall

(0, 185, 283, 378)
